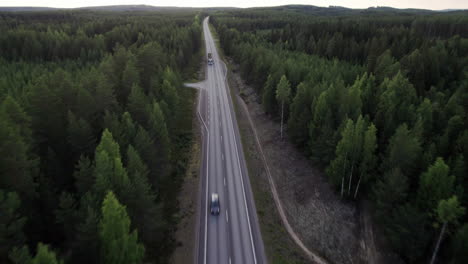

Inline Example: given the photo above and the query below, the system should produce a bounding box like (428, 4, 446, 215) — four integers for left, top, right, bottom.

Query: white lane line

(222, 154, 224, 161)
(229, 257, 232, 264)
(203, 102, 210, 264)
(203, 17, 210, 264)
(226, 210, 229, 223)
(216, 54, 258, 263)
(221, 135, 223, 141)
(224, 177, 226, 187)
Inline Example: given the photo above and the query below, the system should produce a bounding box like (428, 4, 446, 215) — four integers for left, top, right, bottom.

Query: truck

(207, 52, 214, 65)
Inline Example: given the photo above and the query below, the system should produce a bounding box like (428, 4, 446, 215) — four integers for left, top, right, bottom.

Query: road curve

(195, 17, 267, 264)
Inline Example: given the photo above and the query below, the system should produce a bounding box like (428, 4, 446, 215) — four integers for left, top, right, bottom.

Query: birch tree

(429, 196, 465, 264)
(275, 75, 291, 140)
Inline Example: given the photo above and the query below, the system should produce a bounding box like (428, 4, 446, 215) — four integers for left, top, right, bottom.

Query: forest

(211, 7, 467, 264)
(0, 10, 202, 264)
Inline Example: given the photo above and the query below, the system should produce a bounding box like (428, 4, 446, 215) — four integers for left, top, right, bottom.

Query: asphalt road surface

(196, 17, 266, 264)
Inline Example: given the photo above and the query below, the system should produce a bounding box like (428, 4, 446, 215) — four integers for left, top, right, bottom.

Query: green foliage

(73, 155, 94, 196)
(436, 196, 465, 226)
(385, 203, 431, 262)
(128, 84, 149, 127)
(452, 224, 468, 264)
(0, 112, 37, 201)
(0, 10, 200, 263)
(212, 9, 468, 261)
(93, 130, 130, 202)
(275, 75, 291, 105)
(262, 74, 279, 114)
(418, 158, 455, 212)
(375, 72, 417, 142)
(287, 82, 313, 146)
(382, 124, 422, 177)
(99, 191, 144, 264)
(373, 169, 409, 220)
(32, 243, 63, 264)
(327, 116, 377, 198)
(0, 190, 26, 263)
(8, 245, 32, 264)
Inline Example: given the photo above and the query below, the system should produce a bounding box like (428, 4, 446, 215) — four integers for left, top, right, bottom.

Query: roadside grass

(208, 23, 308, 264)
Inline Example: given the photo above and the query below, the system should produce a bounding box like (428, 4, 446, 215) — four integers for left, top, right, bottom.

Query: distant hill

(78, 5, 196, 12)
(0, 5, 198, 12)
(0, 6, 57, 12)
(0, 4, 464, 13)
(252, 4, 439, 16)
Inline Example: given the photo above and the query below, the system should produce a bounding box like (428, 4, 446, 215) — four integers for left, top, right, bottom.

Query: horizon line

(0, 4, 466, 11)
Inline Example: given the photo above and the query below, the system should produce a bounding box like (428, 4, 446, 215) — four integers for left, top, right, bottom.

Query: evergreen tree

(93, 129, 129, 202)
(417, 157, 455, 212)
(67, 111, 96, 157)
(160, 79, 179, 130)
(0, 117, 37, 201)
(0, 190, 26, 263)
(147, 101, 171, 180)
(73, 155, 94, 196)
(287, 82, 313, 147)
(126, 145, 164, 258)
(128, 84, 149, 127)
(373, 169, 409, 221)
(374, 49, 400, 83)
(72, 205, 99, 264)
(375, 72, 417, 143)
(452, 224, 468, 264)
(8, 245, 31, 264)
(31, 243, 63, 264)
(381, 124, 422, 178)
(99, 191, 144, 264)
(121, 56, 140, 106)
(136, 42, 162, 93)
(133, 126, 159, 189)
(262, 74, 278, 114)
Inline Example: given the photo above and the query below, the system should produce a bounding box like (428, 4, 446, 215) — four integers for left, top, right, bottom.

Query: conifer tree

(99, 191, 144, 264)
(32, 243, 63, 264)
(418, 157, 455, 211)
(0, 190, 26, 263)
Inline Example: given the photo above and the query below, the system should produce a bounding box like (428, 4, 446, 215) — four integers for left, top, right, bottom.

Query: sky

(0, 0, 467, 10)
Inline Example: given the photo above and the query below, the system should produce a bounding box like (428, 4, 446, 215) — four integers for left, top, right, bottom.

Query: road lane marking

(202, 17, 211, 264)
(229, 257, 231, 264)
(224, 177, 226, 187)
(226, 210, 229, 223)
(222, 154, 224, 161)
(217, 56, 258, 263)
(221, 135, 223, 141)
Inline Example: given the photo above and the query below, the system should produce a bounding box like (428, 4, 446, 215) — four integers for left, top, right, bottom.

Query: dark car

(210, 193, 220, 215)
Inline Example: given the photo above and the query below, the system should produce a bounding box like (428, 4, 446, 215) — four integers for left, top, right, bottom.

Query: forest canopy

(0, 10, 202, 264)
(211, 7, 467, 264)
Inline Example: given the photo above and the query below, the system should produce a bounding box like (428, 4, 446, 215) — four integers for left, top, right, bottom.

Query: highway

(196, 17, 266, 264)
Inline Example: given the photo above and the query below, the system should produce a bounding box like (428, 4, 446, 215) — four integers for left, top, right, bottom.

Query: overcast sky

(0, 0, 467, 10)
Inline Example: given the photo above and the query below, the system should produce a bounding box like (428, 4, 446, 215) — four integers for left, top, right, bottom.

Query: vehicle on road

(207, 52, 214, 65)
(210, 193, 220, 215)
